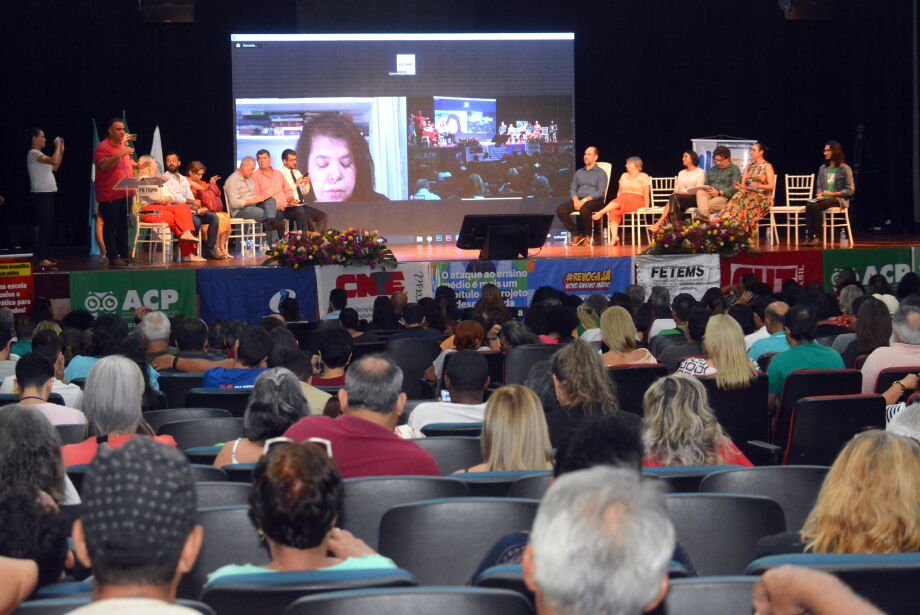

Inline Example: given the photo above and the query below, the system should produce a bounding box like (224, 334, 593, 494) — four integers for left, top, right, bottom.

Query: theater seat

(409, 437, 482, 475)
(143, 407, 231, 432)
(14, 598, 216, 614)
(281, 587, 534, 615)
(650, 577, 758, 615)
(448, 470, 552, 497)
(157, 417, 245, 450)
(185, 388, 252, 417)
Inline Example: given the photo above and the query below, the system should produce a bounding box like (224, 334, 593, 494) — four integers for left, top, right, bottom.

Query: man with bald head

(223, 156, 275, 227)
(748, 301, 790, 361)
(556, 146, 608, 246)
(391, 291, 408, 319)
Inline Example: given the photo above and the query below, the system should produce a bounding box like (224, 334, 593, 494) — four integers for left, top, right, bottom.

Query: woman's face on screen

(308, 135, 357, 202)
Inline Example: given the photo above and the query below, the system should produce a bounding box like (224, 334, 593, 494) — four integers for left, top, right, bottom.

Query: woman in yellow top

(717, 142, 775, 236)
(592, 156, 650, 246)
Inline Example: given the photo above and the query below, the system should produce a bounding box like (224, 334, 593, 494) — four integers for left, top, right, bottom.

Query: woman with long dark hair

(803, 141, 855, 246)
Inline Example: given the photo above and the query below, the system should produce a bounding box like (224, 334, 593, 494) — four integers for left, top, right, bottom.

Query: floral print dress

(720, 161, 773, 232)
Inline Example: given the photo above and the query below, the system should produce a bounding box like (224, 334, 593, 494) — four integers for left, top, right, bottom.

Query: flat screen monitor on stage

(230, 33, 575, 243)
(457, 214, 554, 260)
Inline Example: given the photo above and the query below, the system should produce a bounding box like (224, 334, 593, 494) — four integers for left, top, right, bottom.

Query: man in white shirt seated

(6, 353, 86, 426)
(408, 351, 490, 430)
(279, 148, 327, 232)
(1, 330, 83, 408)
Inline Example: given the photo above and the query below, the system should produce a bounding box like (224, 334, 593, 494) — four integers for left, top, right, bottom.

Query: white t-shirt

(675, 167, 706, 193)
(648, 318, 677, 340)
(407, 401, 488, 430)
(69, 598, 200, 614)
(28, 149, 57, 193)
(1, 375, 84, 409)
(17, 401, 86, 426)
(745, 326, 770, 350)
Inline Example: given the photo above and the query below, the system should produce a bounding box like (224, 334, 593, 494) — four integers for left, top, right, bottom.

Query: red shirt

(642, 437, 753, 468)
(62, 434, 178, 467)
(312, 375, 346, 387)
(93, 138, 135, 202)
(283, 415, 440, 478)
(253, 167, 293, 210)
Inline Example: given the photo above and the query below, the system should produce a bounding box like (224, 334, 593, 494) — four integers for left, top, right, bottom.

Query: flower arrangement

(263, 228, 397, 270)
(643, 219, 753, 256)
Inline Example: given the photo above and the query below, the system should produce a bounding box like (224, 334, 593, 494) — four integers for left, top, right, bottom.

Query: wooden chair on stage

(618, 176, 673, 247)
(823, 202, 855, 247)
(770, 174, 813, 246)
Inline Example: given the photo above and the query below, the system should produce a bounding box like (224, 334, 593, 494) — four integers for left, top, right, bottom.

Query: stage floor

(29, 235, 920, 274)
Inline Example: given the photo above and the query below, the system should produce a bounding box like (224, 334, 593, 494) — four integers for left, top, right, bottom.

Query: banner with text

(314, 263, 432, 321)
(70, 270, 197, 326)
(720, 250, 824, 293)
(0, 259, 34, 317)
(823, 247, 912, 292)
(634, 254, 721, 300)
(197, 267, 318, 325)
(432, 258, 633, 309)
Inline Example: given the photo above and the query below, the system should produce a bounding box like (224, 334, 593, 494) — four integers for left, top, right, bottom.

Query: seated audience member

(642, 374, 752, 467)
(408, 351, 490, 430)
(278, 297, 304, 323)
(460, 384, 552, 473)
(259, 314, 287, 332)
(323, 288, 348, 321)
(840, 295, 889, 367)
(728, 303, 756, 338)
(70, 438, 203, 614)
(832, 292, 868, 353)
(0, 405, 77, 505)
(525, 360, 562, 416)
(312, 328, 353, 387)
(213, 368, 309, 467)
(867, 273, 895, 297)
(8, 354, 85, 425)
(62, 356, 177, 466)
(646, 287, 675, 340)
(267, 327, 300, 366)
(284, 355, 439, 477)
(547, 340, 635, 448)
(497, 320, 540, 351)
(755, 430, 920, 557)
(207, 442, 396, 584)
(473, 283, 514, 327)
(389, 291, 405, 321)
(0, 324, 19, 382)
(700, 287, 728, 316)
(277, 349, 332, 414)
(425, 320, 488, 383)
(860, 304, 920, 393)
(678, 314, 758, 389)
(522, 466, 674, 615)
(0, 485, 71, 589)
(651, 293, 695, 347)
(172, 318, 222, 361)
(201, 326, 271, 389)
(575, 294, 607, 342)
(766, 304, 844, 408)
(625, 283, 646, 310)
(632, 303, 656, 344)
(366, 295, 401, 331)
(744, 295, 773, 349)
(540, 304, 579, 344)
(11, 317, 34, 356)
(63, 314, 161, 390)
(339, 308, 379, 343)
(600, 306, 656, 367)
(658, 305, 710, 373)
(835, 284, 865, 326)
(138, 310, 176, 363)
(388, 303, 443, 342)
(807, 289, 850, 338)
(1, 329, 83, 408)
(748, 301, 791, 361)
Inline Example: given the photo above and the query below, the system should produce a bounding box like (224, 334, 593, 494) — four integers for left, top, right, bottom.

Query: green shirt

(206, 554, 398, 585)
(766, 341, 845, 396)
(706, 163, 742, 199)
(825, 167, 837, 193)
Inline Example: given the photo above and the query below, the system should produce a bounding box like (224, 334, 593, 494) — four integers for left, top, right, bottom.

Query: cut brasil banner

(822, 247, 912, 292)
(69, 270, 197, 326)
(720, 250, 824, 293)
(314, 263, 433, 321)
(634, 255, 721, 300)
(197, 267, 318, 325)
(431, 258, 633, 309)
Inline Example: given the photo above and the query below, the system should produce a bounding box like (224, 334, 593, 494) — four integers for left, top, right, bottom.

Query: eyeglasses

(262, 436, 333, 457)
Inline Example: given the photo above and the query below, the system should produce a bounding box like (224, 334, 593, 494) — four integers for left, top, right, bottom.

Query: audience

(172, 318, 222, 361)
(860, 304, 920, 393)
(408, 351, 490, 429)
(841, 295, 891, 367)
(0, 485, 71, 589)
(747, 301, 790, 361)
(284, 355, 439, 477)
(832, 293, 869, 355)
(0, 323, 18, 381)
(338, 308, 379, 343)
(766, 304, 844, 408)
(497, 320, 540, 350)
(642, 374, 752, 467)
(0, 405, 77, 504)
(200, 325, 271, 388)
(7, 353, 85, 425)
(473, 283, 513, 326)
(138, 311, 176, 362)
(62, 356, 177, 466)
(540, 304, 579, 344)
(1, 329, 83, 408)
(312, 328, 353, 387)
(323, 288, 348, 321)
(677, 314, 758, 390)
(70, 438, 202, 613)
(658, 305, 710, 373)
(11, 317, 34, 356)
(277, 297, 304, 322)
(366, 296, 401, 331)
(460, 384, 552, 473)
(388, 303, 443, 341)
(390, 291, 408, 318)
(213, 368, 310, 467)
(207, 442, 396, 583)
(574, 294, 607, 342)
(426, 320, 488, 383)
(599, 306, 655, 366)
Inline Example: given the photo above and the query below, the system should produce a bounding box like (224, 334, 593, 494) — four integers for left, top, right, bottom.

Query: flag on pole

(150, 125, 164, 171)
(88, 119, 101, 256)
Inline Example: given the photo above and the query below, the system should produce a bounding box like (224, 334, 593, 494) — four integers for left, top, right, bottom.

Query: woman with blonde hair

(600, 306, 656, 367)
(756, 430, 920, 556)
(460, 385, 553, 473)
(677, 314, 758, 390)
(547, 339, 635, 447)
(642, 374, 752, 467)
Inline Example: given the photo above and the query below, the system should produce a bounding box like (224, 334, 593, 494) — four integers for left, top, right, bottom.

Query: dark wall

(1, 0, 914, 248)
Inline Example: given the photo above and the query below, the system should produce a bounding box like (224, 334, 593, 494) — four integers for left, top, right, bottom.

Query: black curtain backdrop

(1, 0, 913, 248)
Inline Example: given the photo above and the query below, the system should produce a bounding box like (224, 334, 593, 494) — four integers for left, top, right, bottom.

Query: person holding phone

(280, 148, 327, 232)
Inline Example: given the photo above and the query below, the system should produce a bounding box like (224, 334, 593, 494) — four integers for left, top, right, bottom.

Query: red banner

(721, 251, 824, 293)
(0, 259, 35, 316)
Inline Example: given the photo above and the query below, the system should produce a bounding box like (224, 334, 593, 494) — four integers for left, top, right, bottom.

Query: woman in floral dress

(717, 142, 775, 235)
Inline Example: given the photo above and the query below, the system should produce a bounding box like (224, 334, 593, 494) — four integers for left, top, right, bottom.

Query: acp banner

(70, 270, 197, 325)
(634, 255, 721, 300)
(823, 247, 912, 292)
(315, 263, 431, 321)
(721, 250, 824, 293)
(197, 267, 319, 325)
(0, 259, 34, 316)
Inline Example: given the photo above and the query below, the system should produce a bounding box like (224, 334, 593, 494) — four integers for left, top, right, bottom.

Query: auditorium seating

(654, 577, 759, 615)
(14, 597, 216, 614)
(143, 407, 231, 432)
(157, 417, 245, 449)
(420, 422, 483, 437)
(157, 372, 205, 408)
(409, 437, 482, 475)
(54, 424, 86, 444)
(378, 498, 540, 584)
(503, 344, 562, 385)
(448, 470, 552, 497)
(507, 473, 552, 499)
(644, 465, 745, 493)
(698, 373, 770, 451)
(440, 350, 504, 388)
(185, 388, 251, 417)
(384, 338, 442, 399)
(874, 366, 920, 401)
(771, 369, 862, 447)
(190, 464, 229, 482)
(608, 363, 667, 416)
(281, 587, 534, 615)
(195, 481, 250, 508)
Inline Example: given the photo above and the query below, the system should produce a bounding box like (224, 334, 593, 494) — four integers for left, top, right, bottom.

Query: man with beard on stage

(555, 146, 607, 246)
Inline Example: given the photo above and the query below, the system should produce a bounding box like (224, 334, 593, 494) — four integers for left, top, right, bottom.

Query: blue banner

(197, 267, 318, 325)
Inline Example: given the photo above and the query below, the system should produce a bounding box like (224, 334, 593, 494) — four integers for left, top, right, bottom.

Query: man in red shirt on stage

(93, 118, 136, 267)
(283, 354, 440, 478)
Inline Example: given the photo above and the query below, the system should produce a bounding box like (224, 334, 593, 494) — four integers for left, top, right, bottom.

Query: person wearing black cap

(69, 438, 203, 613)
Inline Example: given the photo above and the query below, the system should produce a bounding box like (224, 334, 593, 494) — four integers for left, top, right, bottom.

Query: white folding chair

(620, 176, 673, 247)
(823, 204, 854, 247)
(132, 218, 172, 263)
(229, 218, 257, 257)
(566, 162, 613, 246)
(770, 174, 813, 245)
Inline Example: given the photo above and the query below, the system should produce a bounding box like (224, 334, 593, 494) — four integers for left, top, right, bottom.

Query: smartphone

(440, 389, 451, 402)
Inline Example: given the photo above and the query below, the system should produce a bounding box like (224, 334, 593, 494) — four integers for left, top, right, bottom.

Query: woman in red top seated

(62, 355, 176, 466)
(136, 155, 203, 261)
(187, 160, 232, 259)
(641, 374, 752, 468)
